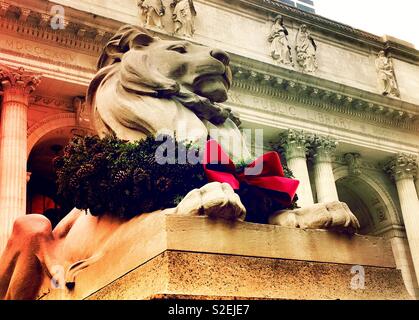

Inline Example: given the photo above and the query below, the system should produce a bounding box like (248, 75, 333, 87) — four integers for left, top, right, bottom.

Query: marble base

(40, 212, 411, 300)
(89, 250, 410, 300)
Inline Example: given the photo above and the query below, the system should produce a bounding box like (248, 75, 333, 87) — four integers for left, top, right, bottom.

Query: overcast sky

(315, 0, 419, 48)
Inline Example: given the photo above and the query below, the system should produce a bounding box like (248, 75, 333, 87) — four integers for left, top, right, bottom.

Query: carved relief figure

(295, 24, 318, 73)
(0, 26, 359, 300)
(268, 15, 293, 66)
(137, 0, 165, 29)
(171, 0, 196, 37)
(375, 51, 400, 97)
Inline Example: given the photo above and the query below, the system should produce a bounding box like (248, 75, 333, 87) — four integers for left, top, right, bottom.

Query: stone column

(385, 154, 419, 284)
(310, 136, 339, 203)
(0, 65, 40, 253)
(278, 130, 314, 207)
(388, 235, 419, 299)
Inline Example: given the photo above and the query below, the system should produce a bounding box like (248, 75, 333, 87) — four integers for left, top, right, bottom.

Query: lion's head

(87, 25, 234, 141)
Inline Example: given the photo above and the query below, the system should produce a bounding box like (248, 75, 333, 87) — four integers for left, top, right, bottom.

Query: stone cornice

(0, 1, 114, 56)
(230, 55, 419, 132)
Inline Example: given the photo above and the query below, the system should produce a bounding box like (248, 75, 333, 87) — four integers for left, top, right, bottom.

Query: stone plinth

(40, 212, 410, 300)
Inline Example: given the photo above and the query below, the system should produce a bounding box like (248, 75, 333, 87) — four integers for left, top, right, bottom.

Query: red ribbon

(203, 140, 300, 207)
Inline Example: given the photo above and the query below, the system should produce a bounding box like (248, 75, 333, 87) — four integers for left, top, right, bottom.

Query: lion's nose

(210, 49, 230, 66)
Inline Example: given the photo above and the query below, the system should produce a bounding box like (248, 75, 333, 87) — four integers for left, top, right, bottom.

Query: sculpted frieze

(172, 0, 197, 37)
(137, 0, 197, 37)
(295, 24, 318, 73)
(138, 0, 166, 29)
(268, 15, 293, 67)
(375, 51, 400, 98)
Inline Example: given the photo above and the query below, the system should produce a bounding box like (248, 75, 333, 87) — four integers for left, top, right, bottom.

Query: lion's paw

(269, 201, 360, 234)
(174, 182, 246, 221)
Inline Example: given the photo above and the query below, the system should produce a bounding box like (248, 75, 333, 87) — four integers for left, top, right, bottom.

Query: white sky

(315, 0, 419, 48)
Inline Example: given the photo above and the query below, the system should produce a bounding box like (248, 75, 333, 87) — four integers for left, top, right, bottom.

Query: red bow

(203, 140, 300, 207)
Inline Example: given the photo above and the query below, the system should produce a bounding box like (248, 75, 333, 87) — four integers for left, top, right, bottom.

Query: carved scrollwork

(278, 129, 310, 160)
(0, 64, 41, 94)
(308, 135, 338, 163)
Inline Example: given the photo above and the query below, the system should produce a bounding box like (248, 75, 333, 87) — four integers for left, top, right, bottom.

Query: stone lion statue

(0, 25, 359, 300)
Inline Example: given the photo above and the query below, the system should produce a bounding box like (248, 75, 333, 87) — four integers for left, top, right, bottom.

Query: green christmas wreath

(54, 135, 298, 222)
(54, 135, 207, 219)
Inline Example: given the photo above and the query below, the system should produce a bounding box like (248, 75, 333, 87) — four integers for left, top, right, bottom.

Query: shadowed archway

(334, 166, 400, 235)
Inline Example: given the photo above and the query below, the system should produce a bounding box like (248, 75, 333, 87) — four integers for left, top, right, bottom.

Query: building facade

(0, 0, 418, 298)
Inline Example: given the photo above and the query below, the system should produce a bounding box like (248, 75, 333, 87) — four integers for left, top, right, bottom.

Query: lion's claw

(269, 201, 360, 234)
(174, 182, 246, 221)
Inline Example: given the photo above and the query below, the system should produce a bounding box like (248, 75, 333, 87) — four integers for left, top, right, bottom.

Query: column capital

(309, 135, 338, 163)
(278, 129, 310, 160)
(0, 65, 41, 95)
(384, 153, 418, 181)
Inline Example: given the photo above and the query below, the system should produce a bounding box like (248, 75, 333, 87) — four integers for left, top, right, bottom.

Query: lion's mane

(86, 25, 227, 140)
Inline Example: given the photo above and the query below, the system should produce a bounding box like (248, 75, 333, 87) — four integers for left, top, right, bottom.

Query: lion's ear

(97, 25, 156, 70)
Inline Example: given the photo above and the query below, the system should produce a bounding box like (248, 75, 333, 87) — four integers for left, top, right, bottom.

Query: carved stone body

(375, 51, 400, 98)
(172, 0, 196, 37)
(269, 16, 293, 66)
(0, 25, 359, 300)
(270, 202, 360, 234)
(91, 25, 248, 162)
(138, 0, 165, 29)
(295, 24, 318, 73)
(0, 183, 244, 300)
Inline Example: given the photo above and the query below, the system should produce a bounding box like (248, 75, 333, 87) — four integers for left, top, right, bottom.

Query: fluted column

(310, 136, 339, 203)
(0, 65, 40, 253)
(385, 154, 419, 283)
(278, 130, 314, 207)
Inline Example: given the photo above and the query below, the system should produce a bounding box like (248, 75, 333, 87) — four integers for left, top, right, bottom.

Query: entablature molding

(333, 154, 382, 172)
(230, 56, 419, 133)
(29, 94, 73, 111)
(0, 0, 115, 56)
(372, 224, 407, 239)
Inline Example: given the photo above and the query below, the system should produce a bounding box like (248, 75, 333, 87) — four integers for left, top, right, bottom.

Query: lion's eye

(168, 45, 187, 54)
